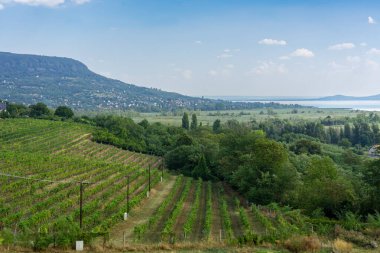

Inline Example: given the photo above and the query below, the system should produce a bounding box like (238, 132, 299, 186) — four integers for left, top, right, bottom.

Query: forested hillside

(0, 52, 301, 112)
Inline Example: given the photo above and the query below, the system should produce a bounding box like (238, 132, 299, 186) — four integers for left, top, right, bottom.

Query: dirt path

(145, 178, 187, 242)
(103, 175, 177, 247)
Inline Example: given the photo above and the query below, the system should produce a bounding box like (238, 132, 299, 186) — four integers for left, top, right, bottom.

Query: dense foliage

(3, 102, 380, 243)
(83, 112, 380, 222)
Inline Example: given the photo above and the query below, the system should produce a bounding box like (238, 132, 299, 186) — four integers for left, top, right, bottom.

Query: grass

(121, 108, 373, 126)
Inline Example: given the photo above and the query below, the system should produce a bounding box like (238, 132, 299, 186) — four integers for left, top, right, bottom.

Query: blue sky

(1, 0, 380, 97)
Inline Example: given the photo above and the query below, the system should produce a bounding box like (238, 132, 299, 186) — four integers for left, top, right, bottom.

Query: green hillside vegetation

(1, 106, 380, 252)
(0, 52, 302, 112)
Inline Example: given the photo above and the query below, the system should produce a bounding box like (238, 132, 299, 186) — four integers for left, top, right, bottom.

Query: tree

(138, 119, 149, 129)
(0, 103, 29, 118)
(192, 154, 211, 179)
(29, 103, 50, 118)
(54, 106, 74, 119)
(298, 157, 355, 217)
(290, 139, 322, 155)
(182, 112, 189, 130)
(344, 123, 352, 140)
(213, 119, 221, 133)
(190, 113, 198, 130)
(364, 159, 380, 211)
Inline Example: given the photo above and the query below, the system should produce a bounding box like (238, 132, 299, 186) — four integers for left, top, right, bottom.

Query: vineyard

(0, 118, 312, 250)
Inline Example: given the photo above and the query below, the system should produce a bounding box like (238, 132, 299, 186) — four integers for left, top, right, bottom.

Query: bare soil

(103, 175, 177, 247)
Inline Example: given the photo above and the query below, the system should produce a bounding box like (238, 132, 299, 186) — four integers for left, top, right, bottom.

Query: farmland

(80, 107, 378, 126)
(1, 118, 380, 253)
(0, 119, 312, 251)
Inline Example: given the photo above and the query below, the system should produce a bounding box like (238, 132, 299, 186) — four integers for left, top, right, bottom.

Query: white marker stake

(76, 241, 84, 251)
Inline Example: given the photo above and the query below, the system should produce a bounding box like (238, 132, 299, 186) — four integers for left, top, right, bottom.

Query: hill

(0, 52, 300, 112)
(315, 94, 380, 101)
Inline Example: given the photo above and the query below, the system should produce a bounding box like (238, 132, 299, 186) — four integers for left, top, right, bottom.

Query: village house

(369, 145, 380, 158)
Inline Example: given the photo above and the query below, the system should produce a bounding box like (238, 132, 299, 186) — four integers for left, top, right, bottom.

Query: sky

(1, 0, 380, 97)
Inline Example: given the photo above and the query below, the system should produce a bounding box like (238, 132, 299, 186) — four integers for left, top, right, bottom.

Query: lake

(241, 100, 380, 111)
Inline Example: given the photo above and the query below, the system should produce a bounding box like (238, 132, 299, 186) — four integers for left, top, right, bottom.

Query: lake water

(244, 100, 380, 111)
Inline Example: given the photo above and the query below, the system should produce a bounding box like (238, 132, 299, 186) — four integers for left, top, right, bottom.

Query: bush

(332, 239, 352, 253)
(283, 235, 321, 253)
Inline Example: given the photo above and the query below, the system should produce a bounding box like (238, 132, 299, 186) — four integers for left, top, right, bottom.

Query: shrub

(283, 236, 321, 253)
(342, 212, 363, 231)
(332, 239, 352, 253)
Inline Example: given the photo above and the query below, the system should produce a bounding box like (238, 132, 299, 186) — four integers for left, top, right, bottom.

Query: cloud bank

(368, 16, 376, 24)
(258, 38, 287, 46)
(291, 48, 314, 58)
(328, 43, 355, 50)
(0, 0, 90, 8)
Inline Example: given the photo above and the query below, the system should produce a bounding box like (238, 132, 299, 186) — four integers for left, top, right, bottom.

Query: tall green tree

(364, 159, 380, 211)
(190, 113, 198, 130)
(54, 106, 74, 119)
(29, 103, 50, 118)
(182, 112, 189, 130)
(212, 119, 221, 133)
(192, 154, 211, 179)
(297, 156, 355, 217)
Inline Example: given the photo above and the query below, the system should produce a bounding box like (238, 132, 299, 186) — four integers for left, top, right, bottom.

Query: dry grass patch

(333, 239, 353, 253)
(283, 235, 321, 253)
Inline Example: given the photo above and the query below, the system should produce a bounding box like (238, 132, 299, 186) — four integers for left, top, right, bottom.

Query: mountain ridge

(0, 52, 301, 112)
(314, 94, 380, 101)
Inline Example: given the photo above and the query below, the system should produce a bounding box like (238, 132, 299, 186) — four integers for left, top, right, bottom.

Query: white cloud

(182, 69, 192, 79)
(251, 61, 287, 75)
(217, 53, 233, 59)
(225, 64, 234, 69)
(360, 42, 367, 47)
(368, 16, 376, 24)
(367, 48, 380, 55)
(72, 0, 90, 4)
(12, 0, 65, 6)
(328, 43, 355, 50)
(258, 38, 287, 46)
(194, 40, 202, 44)
(290, 48, 315, 58)
(0, 0, 90, 8)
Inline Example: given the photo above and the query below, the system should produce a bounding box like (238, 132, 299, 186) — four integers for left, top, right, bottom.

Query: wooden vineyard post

(127, 176, 130, 214)
(161, 159, 164, 182)
(147, 165, 151, 198)
(149, 165, 151, 192)
(125, 176, 130, 220)
(79, 181, 91, 229)
(219, 229, 222, 242)
(79, 182, 84, 229)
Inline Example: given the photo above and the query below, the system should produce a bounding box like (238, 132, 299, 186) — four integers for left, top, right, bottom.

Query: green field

(77, 107, 378, 126)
